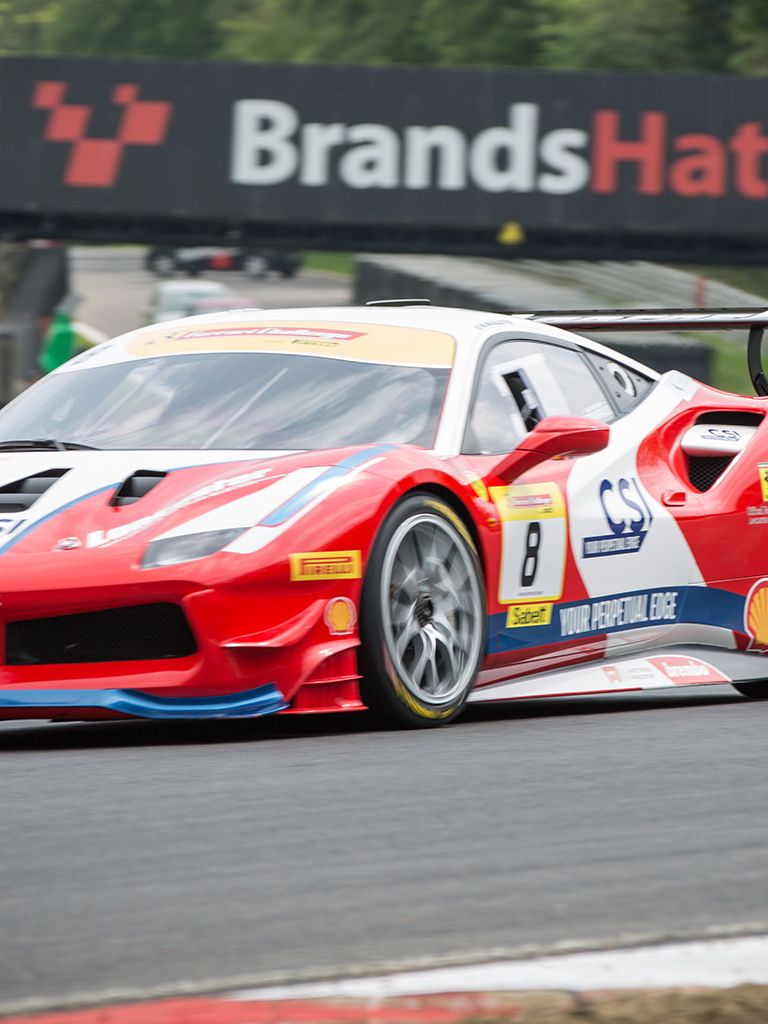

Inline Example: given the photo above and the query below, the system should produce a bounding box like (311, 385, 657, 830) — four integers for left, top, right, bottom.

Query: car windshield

(0, 352, 448, 450)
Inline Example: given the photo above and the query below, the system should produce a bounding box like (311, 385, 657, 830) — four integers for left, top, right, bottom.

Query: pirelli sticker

(290, 550, 362, 581)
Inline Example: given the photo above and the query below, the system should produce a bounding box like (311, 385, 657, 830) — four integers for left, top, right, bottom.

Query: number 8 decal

(520, 522, 541, 588)
(490, 482, 567, 604)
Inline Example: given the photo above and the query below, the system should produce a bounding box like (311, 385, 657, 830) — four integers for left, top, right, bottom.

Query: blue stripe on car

(0, 683, 287, 719)
(260, 445, 395, 526)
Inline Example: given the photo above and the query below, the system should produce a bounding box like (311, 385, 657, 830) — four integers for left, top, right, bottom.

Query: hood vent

(110, 470, 167, 508)
(0, 469, 69, 513)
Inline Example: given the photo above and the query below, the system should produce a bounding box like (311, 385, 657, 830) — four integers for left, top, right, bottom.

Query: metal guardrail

(513, 260, 768, 315)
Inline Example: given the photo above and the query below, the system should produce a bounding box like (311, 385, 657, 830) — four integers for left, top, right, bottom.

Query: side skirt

(468, 647, 768, 704)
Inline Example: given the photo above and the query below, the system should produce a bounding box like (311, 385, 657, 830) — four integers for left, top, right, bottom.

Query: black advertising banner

(2, 55, 768, 257)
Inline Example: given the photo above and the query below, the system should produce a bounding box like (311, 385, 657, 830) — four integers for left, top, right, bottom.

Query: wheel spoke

(408, 631, 432, 686)
(381, 509, 483, 709)
(420, 629, 441, 693)
(395, 613, 421, 661)
(430, 616, 462, 681)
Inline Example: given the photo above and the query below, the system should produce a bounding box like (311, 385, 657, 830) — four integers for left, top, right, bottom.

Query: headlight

(141, 528, 245, 568)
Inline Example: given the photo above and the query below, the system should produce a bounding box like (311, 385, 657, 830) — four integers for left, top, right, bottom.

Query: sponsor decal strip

(488, 584, 745, 654)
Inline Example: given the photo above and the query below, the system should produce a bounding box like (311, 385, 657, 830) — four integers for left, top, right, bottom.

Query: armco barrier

(354, 255, 713, 382)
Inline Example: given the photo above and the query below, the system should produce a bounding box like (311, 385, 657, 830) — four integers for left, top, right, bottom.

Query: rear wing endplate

(516, 306, 768, 397)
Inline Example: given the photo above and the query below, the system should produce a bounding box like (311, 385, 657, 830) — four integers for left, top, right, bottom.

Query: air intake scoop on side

(0, 469, 69, 513)
(110, 470, 167, 507)
(681, 423, 757, 458)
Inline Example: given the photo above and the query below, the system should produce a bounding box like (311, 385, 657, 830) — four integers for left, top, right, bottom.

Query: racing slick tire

(732, 681, 768, 698)
(360, 493, 485, 728)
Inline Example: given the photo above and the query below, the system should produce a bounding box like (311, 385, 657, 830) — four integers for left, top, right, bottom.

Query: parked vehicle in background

(144, 279, 232, 323)
(186, 295, 260, 316)
(145, 246, 302, 280)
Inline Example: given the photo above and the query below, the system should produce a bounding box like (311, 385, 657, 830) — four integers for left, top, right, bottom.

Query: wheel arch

(396, 482, 487, 582)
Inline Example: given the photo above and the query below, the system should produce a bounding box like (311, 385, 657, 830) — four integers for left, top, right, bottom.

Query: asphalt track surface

(2, 255, 768, 1009)
(2, 690, 768, 1008)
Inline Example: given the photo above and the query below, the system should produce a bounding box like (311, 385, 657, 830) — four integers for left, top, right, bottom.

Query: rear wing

(517, 306, 768, 396)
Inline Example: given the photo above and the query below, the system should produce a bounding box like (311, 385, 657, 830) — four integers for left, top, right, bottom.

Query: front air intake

(5, 603, 197, 665)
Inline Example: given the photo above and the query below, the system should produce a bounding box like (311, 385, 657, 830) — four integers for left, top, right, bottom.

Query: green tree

(0, 0, 52, 55)
(732, 0, 768, 73)
(685, 0, 734, 73)
(45, 0, 222, 58)
(218, 0, 545, 67)
(423, 0, 546, 67)
(539, 0, 696, 72)
(218, 0, 435, 64)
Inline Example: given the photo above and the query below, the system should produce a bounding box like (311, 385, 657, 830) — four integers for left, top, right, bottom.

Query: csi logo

(582, 477, 653, 559)
(600, 477, 653, 537)
(705, 427, 741, 442)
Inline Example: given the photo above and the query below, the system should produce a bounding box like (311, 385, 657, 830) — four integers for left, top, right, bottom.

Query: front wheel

(360, 494, 485, 727)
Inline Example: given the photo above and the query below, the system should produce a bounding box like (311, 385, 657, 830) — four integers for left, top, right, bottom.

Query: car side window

(584, 352, 654, 413)
(464, 340, 613, 455)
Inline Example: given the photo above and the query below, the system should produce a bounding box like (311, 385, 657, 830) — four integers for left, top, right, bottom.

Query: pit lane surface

(2, 256, 767, 1009)
(2, 691, 768, 1009)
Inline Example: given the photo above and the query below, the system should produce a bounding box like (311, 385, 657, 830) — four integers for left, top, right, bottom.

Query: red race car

(0, 302, 766, 727)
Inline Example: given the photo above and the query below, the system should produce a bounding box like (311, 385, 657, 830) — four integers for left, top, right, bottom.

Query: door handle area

(662, 490, 687, 506)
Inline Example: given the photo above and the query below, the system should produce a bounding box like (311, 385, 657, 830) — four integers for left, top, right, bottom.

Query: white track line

(233, 934, 768, 999)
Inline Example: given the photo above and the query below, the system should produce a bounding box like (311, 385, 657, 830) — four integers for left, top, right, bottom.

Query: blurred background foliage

(1, 0, 767, 74)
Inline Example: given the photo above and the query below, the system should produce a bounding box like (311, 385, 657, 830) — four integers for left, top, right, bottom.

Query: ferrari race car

(0, 302, 767, 727)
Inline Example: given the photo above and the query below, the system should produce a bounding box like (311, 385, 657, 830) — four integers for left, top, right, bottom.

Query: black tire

(732, 681, 768, 698)
(359, 493, 485, 727)
(147, 247, 176, 278)
(243, 253, 268, 279)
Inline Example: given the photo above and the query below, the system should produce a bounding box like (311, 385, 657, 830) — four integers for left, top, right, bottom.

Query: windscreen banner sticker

(127, 321, 456, 368)
(490, 482, 566, 604)
(582, 477, 652, 557)
(177, 327, 365, 341)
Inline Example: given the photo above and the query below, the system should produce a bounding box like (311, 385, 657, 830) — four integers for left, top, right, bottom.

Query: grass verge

(303, 251, 355, 275)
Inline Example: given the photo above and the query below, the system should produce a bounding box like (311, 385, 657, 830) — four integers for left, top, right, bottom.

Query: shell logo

(745, 578, 768, 649)
(324, 597, 357, 636)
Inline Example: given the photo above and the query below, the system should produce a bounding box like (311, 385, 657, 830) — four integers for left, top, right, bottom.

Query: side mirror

(492, 416, 610, 483)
